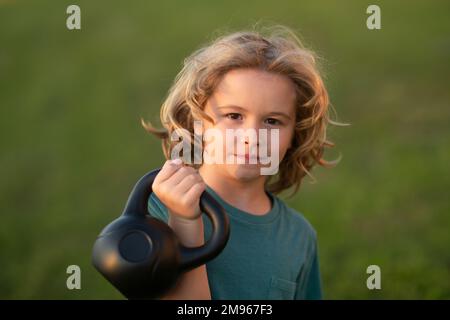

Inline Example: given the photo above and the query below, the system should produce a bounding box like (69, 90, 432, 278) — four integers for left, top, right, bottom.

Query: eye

(226, 113, 243, 121)
(265, 118, 282, 125)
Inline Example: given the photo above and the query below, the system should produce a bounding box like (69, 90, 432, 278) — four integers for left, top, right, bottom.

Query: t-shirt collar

(204, 184, 280, 225)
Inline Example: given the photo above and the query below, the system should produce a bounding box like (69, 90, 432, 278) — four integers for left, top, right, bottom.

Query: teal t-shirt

(147, 184, 323, 300)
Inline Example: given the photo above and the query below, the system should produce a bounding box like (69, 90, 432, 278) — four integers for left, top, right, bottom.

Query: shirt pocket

(267, 276, 297, 300)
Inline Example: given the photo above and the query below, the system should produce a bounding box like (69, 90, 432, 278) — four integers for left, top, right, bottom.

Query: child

(141, 25, 339, 300)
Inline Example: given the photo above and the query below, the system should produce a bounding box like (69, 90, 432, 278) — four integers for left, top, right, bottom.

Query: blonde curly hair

(141, 25, 344, 196)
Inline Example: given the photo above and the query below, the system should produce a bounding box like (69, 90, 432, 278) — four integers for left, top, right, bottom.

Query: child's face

(201, 68, 296, 183)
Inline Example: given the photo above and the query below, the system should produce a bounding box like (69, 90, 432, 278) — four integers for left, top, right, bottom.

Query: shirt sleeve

(147, 192, 169, 223)
(295, 239, 323, 300)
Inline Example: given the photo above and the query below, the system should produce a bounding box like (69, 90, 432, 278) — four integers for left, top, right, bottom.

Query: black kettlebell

(92, 167, 230, 299)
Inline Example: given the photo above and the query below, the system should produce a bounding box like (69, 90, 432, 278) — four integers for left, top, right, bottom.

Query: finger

(155, 159, 183, 183)
(167, 165, 196, 186)
(173, 173, 203, 195)
(181, 181, 206, 206)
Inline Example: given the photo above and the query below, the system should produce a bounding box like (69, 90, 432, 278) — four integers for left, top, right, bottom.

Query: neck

(198, 165, 272, 216)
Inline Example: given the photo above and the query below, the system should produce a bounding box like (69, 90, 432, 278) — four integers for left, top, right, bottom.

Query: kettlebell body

(92, 167, 230, 299)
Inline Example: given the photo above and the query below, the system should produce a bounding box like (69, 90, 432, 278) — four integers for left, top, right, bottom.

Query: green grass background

(0, 0, 449, 299)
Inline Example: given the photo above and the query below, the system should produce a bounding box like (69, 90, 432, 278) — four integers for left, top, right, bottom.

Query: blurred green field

(1, 0, 449, 299)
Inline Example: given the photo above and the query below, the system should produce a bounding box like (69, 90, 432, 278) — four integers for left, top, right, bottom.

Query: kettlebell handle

(122, 167, 230, 272)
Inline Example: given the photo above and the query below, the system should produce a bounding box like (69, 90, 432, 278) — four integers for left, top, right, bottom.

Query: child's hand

(152, 159, 206, 220)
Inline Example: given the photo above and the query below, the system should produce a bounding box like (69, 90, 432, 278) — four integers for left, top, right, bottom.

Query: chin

(226, 164, 262, 181)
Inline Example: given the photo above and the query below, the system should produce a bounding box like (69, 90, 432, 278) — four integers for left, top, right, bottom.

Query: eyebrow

(217, 105, 292, 120)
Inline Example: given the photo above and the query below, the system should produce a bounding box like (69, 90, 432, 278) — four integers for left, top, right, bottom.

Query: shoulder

(274, 195, 318, 243)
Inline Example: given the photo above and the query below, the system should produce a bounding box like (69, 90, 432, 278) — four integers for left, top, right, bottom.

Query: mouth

(234, 154, 260, 162)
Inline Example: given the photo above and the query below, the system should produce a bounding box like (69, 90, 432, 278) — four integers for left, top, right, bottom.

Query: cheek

(284, 129, 294, 150)
(268, 128, 294, 162)
(269, 128, 293, 149)
(202, 124, 229, 159)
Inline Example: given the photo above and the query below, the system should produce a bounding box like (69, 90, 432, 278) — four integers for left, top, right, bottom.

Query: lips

(234, 154, 259, 161)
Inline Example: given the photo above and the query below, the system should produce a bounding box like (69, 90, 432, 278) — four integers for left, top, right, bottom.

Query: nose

(240, 136, 259, 147)
(237, 120, 261, 151)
